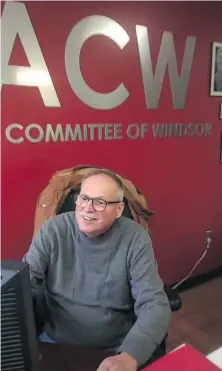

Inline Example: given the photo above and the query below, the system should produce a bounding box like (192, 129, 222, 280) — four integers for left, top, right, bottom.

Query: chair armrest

(164, 285, 182, 312)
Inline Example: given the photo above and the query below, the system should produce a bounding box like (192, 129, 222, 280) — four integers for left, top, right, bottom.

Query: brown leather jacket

(33, 165, 154, 237)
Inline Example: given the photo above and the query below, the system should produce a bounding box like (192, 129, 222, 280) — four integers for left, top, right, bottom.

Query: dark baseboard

(171, 266, 222, 293)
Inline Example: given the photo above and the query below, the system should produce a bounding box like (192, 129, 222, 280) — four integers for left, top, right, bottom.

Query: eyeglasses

(75, 194, 122, 212)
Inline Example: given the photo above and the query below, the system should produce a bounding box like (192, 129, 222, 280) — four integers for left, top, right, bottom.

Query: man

(23, 169, 171, 371)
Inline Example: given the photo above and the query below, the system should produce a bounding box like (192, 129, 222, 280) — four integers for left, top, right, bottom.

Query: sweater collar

(75, 215, 119, 242)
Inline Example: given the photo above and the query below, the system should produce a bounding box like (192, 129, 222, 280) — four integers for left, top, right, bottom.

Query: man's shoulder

(116, 217, 153, 260)
(118, 216, 151, 240)
(42, 211, 76, 232)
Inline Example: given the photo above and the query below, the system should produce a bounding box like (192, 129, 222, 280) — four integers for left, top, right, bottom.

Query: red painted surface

(143, 344, 221, 371)
(1, 1, 222, 284)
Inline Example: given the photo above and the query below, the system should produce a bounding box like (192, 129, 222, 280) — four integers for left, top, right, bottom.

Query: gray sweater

(23, 212, 170, 366)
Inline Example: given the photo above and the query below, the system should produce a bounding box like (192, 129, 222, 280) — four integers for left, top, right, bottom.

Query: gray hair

(82, 168, 124, 201)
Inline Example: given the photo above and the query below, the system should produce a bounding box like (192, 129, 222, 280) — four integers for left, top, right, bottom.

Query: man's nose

(84, 199, 94, 211)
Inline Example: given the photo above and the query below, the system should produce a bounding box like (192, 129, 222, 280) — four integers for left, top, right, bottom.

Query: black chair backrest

(58, 189, 133, 220)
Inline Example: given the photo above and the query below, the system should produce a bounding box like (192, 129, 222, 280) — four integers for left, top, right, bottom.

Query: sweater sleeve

(22, 219, 53, 298)
(117, 236, 171, 367)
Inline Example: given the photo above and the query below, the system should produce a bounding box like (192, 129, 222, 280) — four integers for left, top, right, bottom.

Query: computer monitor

(1, 260, 40, 371)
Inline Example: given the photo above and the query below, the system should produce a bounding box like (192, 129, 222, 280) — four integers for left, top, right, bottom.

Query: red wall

(1, 1, 222, 284)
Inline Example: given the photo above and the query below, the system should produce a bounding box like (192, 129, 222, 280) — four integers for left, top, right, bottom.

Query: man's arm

(23, 219, 54, 335)
(118, 236, 171, 367)
(23, 219, 53, 299)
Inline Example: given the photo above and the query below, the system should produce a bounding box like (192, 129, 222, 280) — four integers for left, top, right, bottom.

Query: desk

(38, 342, 114, 371)
(38, 343, 222, 371)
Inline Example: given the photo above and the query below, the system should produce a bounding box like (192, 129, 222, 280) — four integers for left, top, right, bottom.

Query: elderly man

(23, 169, 170, 371)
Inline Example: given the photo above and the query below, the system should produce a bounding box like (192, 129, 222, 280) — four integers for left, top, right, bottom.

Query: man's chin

(79, 224, 98, 237)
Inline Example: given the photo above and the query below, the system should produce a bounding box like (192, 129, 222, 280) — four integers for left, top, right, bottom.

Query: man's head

(75, 169, 125, 237)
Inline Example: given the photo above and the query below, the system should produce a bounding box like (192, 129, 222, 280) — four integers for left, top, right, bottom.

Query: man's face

(75, 175, 124, 237)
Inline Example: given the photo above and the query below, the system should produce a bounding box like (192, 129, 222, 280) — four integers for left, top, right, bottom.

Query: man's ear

(116, 202, 125, 219)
